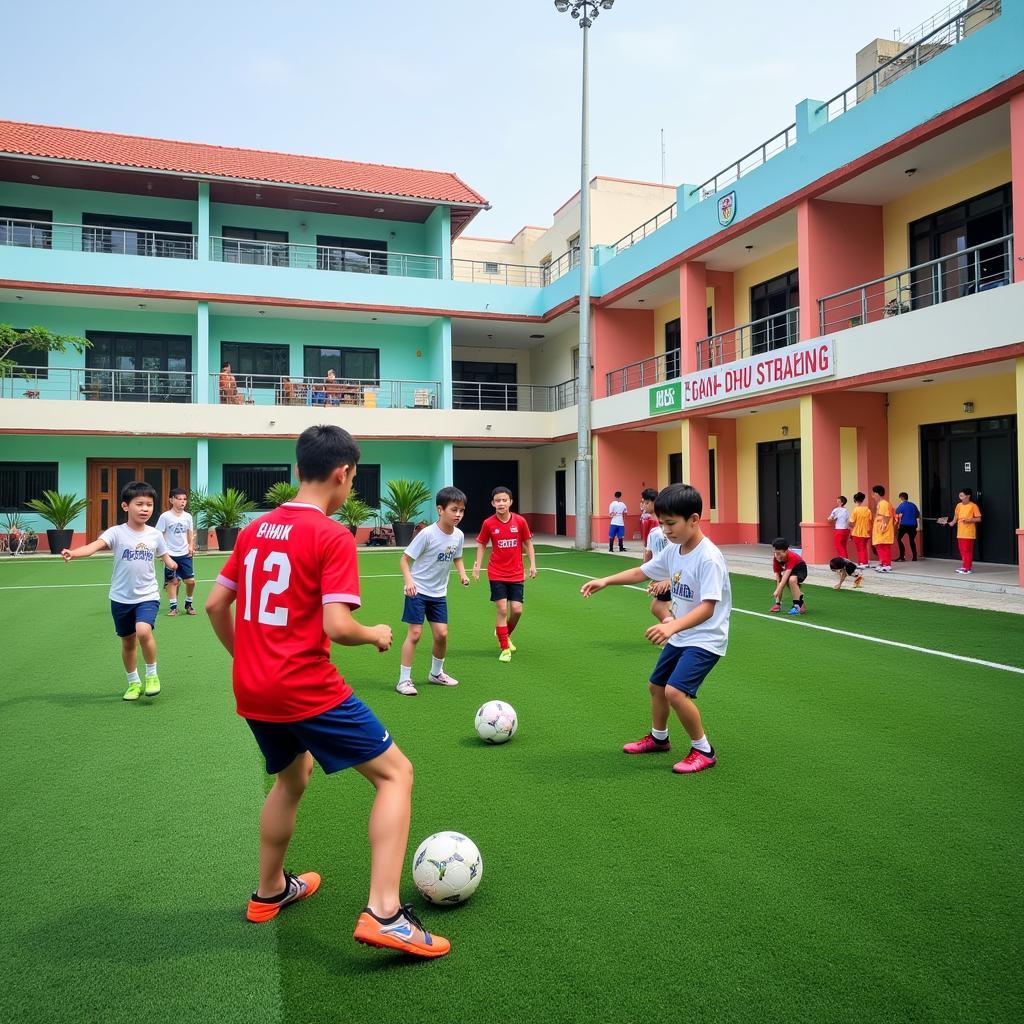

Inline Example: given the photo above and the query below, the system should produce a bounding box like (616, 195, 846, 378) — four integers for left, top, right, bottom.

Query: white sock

(145, 662, 158, 677)
(431, 657, 444, 676)
(651, 727, 669, 742)
(399, 664, 412, 683)
(126, 669, 140, 684)
(692, 734, 712, 754)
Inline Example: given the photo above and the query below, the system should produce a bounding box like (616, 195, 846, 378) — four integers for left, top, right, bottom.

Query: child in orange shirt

(942, 488, 982, 574)
(849, 491, 872, 569)
(871, 485, 895, 573)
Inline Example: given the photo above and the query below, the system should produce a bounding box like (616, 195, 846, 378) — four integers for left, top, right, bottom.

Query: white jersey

(404, 523, 464, 598)
(830, 506, 850, 530)
(100, 523, 168, 604)
(155, 510, 194, 556)
(640, 536, 731, 656)
(645, 525, 668, 557)
(609, 500, 627, 526)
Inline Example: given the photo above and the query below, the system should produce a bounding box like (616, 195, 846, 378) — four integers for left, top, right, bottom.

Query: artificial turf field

(2, 545, 1023, 1024)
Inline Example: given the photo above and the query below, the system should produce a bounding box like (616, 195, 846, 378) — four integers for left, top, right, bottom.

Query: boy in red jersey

(205, 425, 449, 959)
(770, 537, 807, 615)
(472, 485, 536, 662)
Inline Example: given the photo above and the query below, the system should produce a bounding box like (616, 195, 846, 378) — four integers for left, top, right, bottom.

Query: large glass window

(750, 269, 799, 353)
(665, 319, 681, 379)
(221, 226, 290, 267)
(222, 465, 291, 509)
(316, 235, 387, 274)
(5, 328, 48, 378)
(303, 346, 379, 383)
(81, 214, 194, 259)
(352, 464, 381, 510)
(0, 462, 58, 512)
(220, 342, 290, 387)
(452, 359, 518, 410)
(85, 331, 192, 401)
(0, 206, 52, 248)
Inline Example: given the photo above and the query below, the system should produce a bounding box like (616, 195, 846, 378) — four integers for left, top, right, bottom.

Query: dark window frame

(85, 331, 193, 401)
(452, 359, 518, 410)
(0, 206, 53, 249)
(303, 346, 380, 384)
(316, 235, 387, 275)
(220, 341, 290, 388)
(81, 213, 194, 259)
(0, 461, 59, 513)
(222, 465, 292, 509)
(221, 225, 290, 267)
(7, 328, 48, 378)
(750, 269, 800, 353)
(353, 464, 381, 510)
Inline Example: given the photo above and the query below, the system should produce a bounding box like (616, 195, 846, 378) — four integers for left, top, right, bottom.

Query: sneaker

(498, 648, 512, 663)
(184, 605, 197, 616)
(395, 679, 418, 696)
(428, 670, 459, 687)
(122, 681, 143, 701)
(353, 903, 450, 959)
(955, 568, 972, 575)
(857, 564, 870, 570)
(787, 605, 804, 616)
(853, 575, 864, 588)
(494, 629, 517, 653)
(769, 602, 782, 613)
(673, 747, 717, 774)
(167, 607, 178, 617)
(246, 870, 321, 923)
(143, 674, 161, 697)
(623, 733, 671, 754)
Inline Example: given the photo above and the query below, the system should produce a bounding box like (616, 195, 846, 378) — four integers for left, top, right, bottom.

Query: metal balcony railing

(1, 365, 194, 402)
(688, 124, 797, 204)
(818, 234, 1014, 335)
(696, 309, 800, 370)
(818, 0, 1001, 122)
(613, 203, 677, 254)
(0, 219, 197, 259)
(605, 353, 676, 397)
(209, 237, 440, 278)
(452, 378, 578, 412)
(210, 372, 441, 409)
(451, 259, 549, 287)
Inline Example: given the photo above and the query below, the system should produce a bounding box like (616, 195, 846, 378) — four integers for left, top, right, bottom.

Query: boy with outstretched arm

(581, 484, 731, 775)
(205, 424, 450, 958)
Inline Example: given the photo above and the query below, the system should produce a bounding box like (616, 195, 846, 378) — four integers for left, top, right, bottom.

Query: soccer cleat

(769, 602, 782, 613)
(246, 870, 321, 923)
(144, 674, 161, 696)
(672, 747, 717, 774)
(185, 605, 197, 616)
(167, 607, 178, 617)
(494, 629, 517, 653)
(353, 903, 450, 959)
(395, 680, 418, 696)
(623, 733, 671, 754)
(428, 670, 459, 687)
(123, 681, 143, 701)
(498, 648, 512, 663)
(787, 605, 804, 616)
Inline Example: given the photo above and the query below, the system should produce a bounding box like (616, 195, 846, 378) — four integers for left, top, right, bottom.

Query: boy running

(581, 484, 730, 775)
(62, 481, 177, 700)
(395, 486, 471, 696)
(205, 425, 449, 958)
(156, 487, 196, 616)
(472, 485, 536, 662)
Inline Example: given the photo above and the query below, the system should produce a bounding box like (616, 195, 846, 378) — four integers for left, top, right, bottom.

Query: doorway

(87, 459, 190, 538)
(555, 470, 567, 536)
(453, 459, 520, 535)
(757, 440, 802, 545)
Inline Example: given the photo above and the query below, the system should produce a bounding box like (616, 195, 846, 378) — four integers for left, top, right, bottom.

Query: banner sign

(648, 381, 681, 416)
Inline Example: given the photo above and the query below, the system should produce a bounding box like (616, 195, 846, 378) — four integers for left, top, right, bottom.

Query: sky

(0, 0, 954, 238)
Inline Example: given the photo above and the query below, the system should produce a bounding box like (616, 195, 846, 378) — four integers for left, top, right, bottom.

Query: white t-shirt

(609, 500, 627, 526)
(645, 525, 668, 557)
(155, 510, 194, 556)
(404, 523, 465, 598)
(100, 523, 169, 604)
(830, 506, 851, 530)
(640, 536, 731, 655)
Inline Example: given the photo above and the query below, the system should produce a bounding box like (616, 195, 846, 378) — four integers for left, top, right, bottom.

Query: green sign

(649, 381, 681, 415)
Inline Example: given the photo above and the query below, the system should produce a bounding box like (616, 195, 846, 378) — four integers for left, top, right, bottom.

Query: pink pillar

(678, 261, 707, 375)
(685, 417, 711, 520)
(707, 270, 736, 334)
(1011, 92, 1024, 284)
(592, 307, 655, 397)
(593, 431, 659, 542)
(709, 417, 739, 544)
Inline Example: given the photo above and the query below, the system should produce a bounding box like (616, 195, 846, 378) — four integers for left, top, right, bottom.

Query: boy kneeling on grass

(771, 537, 807, 615)
(829, 556, 864, 590)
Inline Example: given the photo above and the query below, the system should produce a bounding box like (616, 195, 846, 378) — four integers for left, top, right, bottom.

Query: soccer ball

(412, 831, 483, 905)
(475, 700, 518, 744)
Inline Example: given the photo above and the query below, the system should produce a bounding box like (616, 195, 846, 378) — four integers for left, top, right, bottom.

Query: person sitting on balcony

(219, 363, 244, 405)
(322, 369, 343, 407)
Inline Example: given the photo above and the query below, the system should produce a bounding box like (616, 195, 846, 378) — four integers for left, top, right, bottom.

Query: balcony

(818, 234, 1013, 334)
(696, 310, 800, 370)
(211, 373, 441, 408)
(1, 218, 197, 259)
(452, 378, 578, 412)
(605, 353, 675, 397)
(1, 366, 194, 402)
(451, 246, 577, 288)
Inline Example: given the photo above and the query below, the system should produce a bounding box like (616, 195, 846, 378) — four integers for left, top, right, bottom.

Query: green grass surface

(2, 547, 1022, 1024)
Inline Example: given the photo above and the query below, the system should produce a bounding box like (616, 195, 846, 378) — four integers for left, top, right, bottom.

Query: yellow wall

(887, 370, 1016, 500)
(652, 298, 680, 356)
(656, 425, 682, 487)
(736, 408, 801, 522)
(732, 244, 798, 327)
(840, 426, 859, 498)
(882, 150, 1011, 276)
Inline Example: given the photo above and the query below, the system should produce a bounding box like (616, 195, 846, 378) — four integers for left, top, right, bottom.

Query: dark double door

(758, 440, 802, 546)
(920, 416, 1017, 564)
(453, 459, 520, 536)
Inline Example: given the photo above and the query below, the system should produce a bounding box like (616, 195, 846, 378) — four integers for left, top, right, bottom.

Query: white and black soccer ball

(412, 831, 483, 905)
(475, 700, 518, 744)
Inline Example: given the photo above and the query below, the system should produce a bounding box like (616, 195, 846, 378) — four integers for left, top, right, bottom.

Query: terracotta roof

(0, 119, 488, 207)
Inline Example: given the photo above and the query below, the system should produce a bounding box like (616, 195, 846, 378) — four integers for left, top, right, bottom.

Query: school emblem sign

(717, 191, 736, 227)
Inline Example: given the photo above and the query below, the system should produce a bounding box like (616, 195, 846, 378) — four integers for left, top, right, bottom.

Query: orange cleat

(246, 870, 321, 922)
(353, 903, 451, 958)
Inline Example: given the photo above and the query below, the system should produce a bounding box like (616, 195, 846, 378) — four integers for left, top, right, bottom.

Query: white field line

(541, 566, 1024, 677)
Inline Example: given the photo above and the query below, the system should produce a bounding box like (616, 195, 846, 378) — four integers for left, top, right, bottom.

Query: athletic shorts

(402, 594, 448, 625)
(489, 580, 525, 603)
(110, 599, 160, 638)
(245, 695, 393, 775)
(609, 524, 625, 540)
(649, 645, 721, 697)
(164, 555, 194, 583)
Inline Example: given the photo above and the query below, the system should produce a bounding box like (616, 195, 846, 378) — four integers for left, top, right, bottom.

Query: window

(303, 346, 379, 383)
(750, 270, 799, 353)
(0, 206, 52, 248)
(452, 360, 518, 410)
(539, 254, 552, 286)
(708, 448, 717, 510)
(6, 329, 48, 378)
(221, 342, 290, 386)
(568, 233, 581, 268)
(483, 261, 500, 275)
(316, 235, 387, 275)
(85, 332, 192, 401)
(571, 346, 580, 380)
(665, 318, 681, 379)
(81, 213, 194, 259)
(223, 465, 291, 508)
(221, 226, 290, 267)
(353, 464, 381, 510)
(0, 462, 58, 512)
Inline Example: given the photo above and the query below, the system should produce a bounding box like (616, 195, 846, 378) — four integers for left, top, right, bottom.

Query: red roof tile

(0, 119, 488, 207)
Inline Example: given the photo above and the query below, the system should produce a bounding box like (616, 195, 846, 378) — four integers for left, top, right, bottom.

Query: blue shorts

(402, 594, 448, 625)
(164, 555, 194, 583)
(110, 600, 160, 638)
(649, 645, 721, 697)
(246, 695, 393, 775)
(609, 524, 625, 540)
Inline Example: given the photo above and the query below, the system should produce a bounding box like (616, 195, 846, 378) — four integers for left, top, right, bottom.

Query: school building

(2, 0, 1023, 581)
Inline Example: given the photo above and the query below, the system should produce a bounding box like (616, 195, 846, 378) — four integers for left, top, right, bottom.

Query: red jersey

(217, 502, 361, 723)
(477, 513, 532, 582)
(772, 550, 804, 578)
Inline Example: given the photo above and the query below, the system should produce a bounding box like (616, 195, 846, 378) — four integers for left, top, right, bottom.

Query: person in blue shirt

(895, 491, 921, 562)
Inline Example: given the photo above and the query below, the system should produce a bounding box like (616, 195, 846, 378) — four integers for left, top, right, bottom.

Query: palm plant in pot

(24, 490, 89, 554)
(188, 488, 210, 551)
(204, 488, 258, 551)
(335, 491, 375, 537)
(265, 481, 299, 507)
(381, 479, 432, 547)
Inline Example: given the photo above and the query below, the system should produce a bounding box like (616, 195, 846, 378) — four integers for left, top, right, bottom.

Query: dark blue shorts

(489, 580, 524, 603)
(402, 594, 448, 625)
(246, 695, 393, 775)
(110, 600, 160, 638)
(164, 555, 194, 583)
(609, 524, 625, 540)
(649, 645, 721, 697)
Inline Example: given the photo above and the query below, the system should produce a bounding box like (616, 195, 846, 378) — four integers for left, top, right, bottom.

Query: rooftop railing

(818, 0, 1001, 123)
(613, 203, 677, 254)
(452, 377, 578, 412)
(688, 124, 797, 204)
(209, 372, 440, 409)
(0, 219, 197, 259)
(1, 365, 194, 402)
(818, 233, 1014, 335)
(696, 309, 800, 370)
(450, 245, 579, 287)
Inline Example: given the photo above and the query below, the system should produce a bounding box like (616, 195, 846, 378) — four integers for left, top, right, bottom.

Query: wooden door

(87, 460, 190, 537)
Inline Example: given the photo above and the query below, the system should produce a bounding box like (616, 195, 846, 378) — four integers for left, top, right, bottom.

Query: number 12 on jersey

(242, 549, 291, 626)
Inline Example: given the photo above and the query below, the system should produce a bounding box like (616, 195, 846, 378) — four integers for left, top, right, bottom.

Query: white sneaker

(428, 670, 459, 687)
(395, 679, 418, 696)
(955, 568, 972, 575)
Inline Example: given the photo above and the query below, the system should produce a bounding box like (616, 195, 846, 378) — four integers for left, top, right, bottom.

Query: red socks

(496, 626, 510, 651)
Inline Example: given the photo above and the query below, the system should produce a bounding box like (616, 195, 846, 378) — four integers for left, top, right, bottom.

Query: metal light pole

(555, 0, 614, 551)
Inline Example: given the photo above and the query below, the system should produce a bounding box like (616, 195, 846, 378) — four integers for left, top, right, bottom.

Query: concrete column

(709, 417, 738, 541)
(196, 301, 210, 403)
(678, 261, 707, 375)
(1016, 357, 1024, 584)
(1011, 92, 1024, 284)
(593, 431, 658, 543)
(197, 181, 210, 262)
(680, 417, 711, 521)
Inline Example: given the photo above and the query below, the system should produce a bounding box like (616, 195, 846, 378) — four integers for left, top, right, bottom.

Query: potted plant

(24, 490, 89, 554)
(335, 491, 375, 537)
(3, 513, 26, 553)
(204, 488, 258, 551)
(381, 478, 432, 547)
(265, 481, 299, 507)
(188, 488, 211, 551)
(23, 527, 38, 553)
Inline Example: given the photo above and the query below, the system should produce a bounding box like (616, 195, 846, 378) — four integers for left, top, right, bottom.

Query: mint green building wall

(0, 182, 197, 231)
